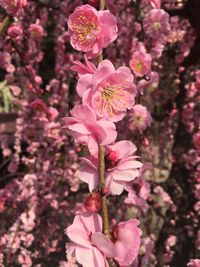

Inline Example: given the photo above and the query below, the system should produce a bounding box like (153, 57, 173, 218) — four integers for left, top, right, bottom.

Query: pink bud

(107, 150, 119, 162)
(84, 192, 101, 213)
(30, 99, 47, 112)
(101, 187, 109, 196)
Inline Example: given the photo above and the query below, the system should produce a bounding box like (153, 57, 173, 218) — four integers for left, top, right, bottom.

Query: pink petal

(71, 105, 97, 122)
(91, 232, 116, 258)
(111, 141, 137, 159)
(77, 74, 93, 97)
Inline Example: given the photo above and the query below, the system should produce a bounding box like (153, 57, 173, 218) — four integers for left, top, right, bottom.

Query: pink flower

(29, 23, 44, 41)
(193, 132, 200, 153)
(129, 51, 152, 77)
(105, 141, 143, 195)
(67, 4, 118, 58)
(143, 9, 170, 39)
(62, 105, 117, 155)
(112, 219, 142, 266)
(65, 213, 115, 267)
(78, 141, 142, 195)
(77, 60, 136, 122)
(0, 0, 27, 15)
(8, 24, 23, 39)
(187, 259, 200, 267)
(129, 104, 152, 132)
(18, 249, 32, 267)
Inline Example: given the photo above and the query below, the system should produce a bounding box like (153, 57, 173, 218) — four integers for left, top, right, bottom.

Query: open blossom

(112, 219, 142, 266)
(62, 104, 117, 155)
(77, 60, 136, 122)
(129, 104, 152, 132)
(67, 4, 118, 58)
(65, 213, 115, 267)
(78, 141, 142, 195)
(143, 9, 170, 39)
(129, 51, 152, 77)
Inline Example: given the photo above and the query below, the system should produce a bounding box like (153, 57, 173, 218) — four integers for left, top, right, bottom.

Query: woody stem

(0, 16, 10, 37)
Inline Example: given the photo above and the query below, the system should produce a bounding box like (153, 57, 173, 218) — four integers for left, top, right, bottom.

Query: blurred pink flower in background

(143, 9, 170, 39)
(130, 51, 152, 77)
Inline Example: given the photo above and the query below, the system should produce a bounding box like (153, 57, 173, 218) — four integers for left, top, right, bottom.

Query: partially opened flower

(77, 60, 136, 122)
(105, 141, 143, 195)
(78, 141, 142, 195)
(143, 9, 170, 39)
(67, 4, 118, 58)
(62, 104, 117, 155)
(112, 219, 142, 266)
(65, 213, 115, 267)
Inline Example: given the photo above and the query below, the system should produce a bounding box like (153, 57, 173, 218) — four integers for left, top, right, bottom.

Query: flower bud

(84, 192, 101, 213)
(107, 150, 119, 162)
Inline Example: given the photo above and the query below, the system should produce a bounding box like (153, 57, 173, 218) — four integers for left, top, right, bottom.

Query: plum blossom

(77, 60, 136, 122)
(65, 212, 115, 267)
(129, 51, 152, 77)
(143, 9, 170, 39)
(78, 141, 142, 195)
(112, 219, 142, 266)
(129, 104, 152, 132)
(0, 0, 27, 15)
(187, 259, 200, 267)
(29, 23, 44, 41)
(62, 104, 117, 155)
(124, 177, 150, 213)
(67, 4, 118, 58)
(193, 131, 200, 153)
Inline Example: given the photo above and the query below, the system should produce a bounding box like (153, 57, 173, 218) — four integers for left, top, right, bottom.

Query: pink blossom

(105, 141, 142, 195)
(8, 24, 23, 39)
(77, 60, 136, 122)
(187, 259, 200, 267)
(65, 212, 115, 267)
(125, 178, 150, 213)
(67, 4, 118, 58)
(143, 9, 170, 39)
(0, 0, 27, 15)
(112, 219, 142, 266)
(29, 23, 44, 41)
(78, 141, 142, 195)
(193, 132, 200, 153)
(18, 249, 32, 267)
(62, 105, 117, 155)
(129, 51, 152, 77)
(129, 104, 152, 132)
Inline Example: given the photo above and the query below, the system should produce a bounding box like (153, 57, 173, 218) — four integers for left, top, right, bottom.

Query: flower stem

(99, 0, 106, 11)
(0, 16, 10, 37)
(98, 145, 110, 237)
